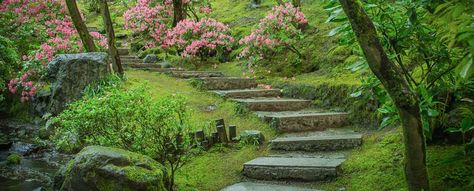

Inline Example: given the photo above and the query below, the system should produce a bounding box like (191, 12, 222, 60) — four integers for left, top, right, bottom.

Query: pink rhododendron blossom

(165, 18, 234, 58)
(238, 2, 307, 61)
(2, 0, 108, 100)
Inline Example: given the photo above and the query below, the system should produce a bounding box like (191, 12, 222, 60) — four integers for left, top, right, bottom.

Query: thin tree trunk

(66, 0, 97, 52)
(338, 0, 430, 191)
(172, 0, 187, 26)
(292, 0, 301, 7)
(99, 0, 123, 75)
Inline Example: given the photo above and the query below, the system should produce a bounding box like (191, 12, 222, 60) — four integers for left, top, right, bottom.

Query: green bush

(52, 83, 198, 190)
(0, 35, 19, 107)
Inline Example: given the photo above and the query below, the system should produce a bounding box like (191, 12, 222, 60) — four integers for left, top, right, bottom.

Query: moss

(322, 128, 474, 191)
(6, 153, 21, 165)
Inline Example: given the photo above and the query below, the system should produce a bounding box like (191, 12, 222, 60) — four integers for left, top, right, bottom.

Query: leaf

(461, 118, 473, 129)
(427, 108, 440, 117)
(456, 53, 473, 79)
(350, 91, 362, 98)
(446, 127, 461, 133)
(380, 116, 397, 129)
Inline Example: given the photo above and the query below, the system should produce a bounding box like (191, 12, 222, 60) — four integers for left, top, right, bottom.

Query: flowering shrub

(124, 0, 171, 48)
(1, 0, 108, 101)
(238, 2, 308, 61)
(164, 18, 234, 58)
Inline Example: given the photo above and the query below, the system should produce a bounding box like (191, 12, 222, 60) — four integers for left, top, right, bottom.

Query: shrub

(164, 18, 235, 59)
(0, 35, 19, 105)
(52, 83, 197, 190)
(238, 2, 308, 63)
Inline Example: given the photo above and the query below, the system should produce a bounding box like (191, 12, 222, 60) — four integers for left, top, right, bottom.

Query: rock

(143, 54, 158, 63)
(160, 62, 171, 68)
(6, 153, 22, 165)
(54, 146, 166, 191)
(39, 118, 56, 139)
(9, 142, 41, 156)
(47, 53, 109, 114)
(31, 91, 51, 116)
(239, 130, 265, 145)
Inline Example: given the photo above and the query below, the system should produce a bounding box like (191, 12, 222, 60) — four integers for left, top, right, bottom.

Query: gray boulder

(143, 54, 159, 63)
(239, 130, 265, 145)
(47, 53, 109, 114)
(54, 146, 166, 191)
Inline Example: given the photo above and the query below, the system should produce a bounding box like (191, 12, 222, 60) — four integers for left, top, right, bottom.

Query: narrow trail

(119, 50, 363, 191)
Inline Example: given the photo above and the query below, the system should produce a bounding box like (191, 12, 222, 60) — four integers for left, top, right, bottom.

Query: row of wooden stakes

(189, 119, 237, 149)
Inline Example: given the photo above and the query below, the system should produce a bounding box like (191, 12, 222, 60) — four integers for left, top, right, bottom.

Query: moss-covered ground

(126, 70, 274, 190)
(81, 1, 473, 190)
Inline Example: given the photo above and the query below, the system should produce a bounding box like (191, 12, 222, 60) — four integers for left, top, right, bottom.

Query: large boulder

(54, 146, 166, 191)
(47, 52, 109, 114)
(143, 54, 159, 63)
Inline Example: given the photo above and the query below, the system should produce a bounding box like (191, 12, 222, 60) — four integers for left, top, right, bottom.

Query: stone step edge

(263, 112, 349, 118)
(244, 157, 345, 168)
(271, 134, 363, 143)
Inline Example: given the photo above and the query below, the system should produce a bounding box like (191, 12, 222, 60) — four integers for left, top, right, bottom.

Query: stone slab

(233, 98, 311, 111)
(197, 77, 257, 90)
(257, 111, 349, 132)
(270, 134, 362, 151)
(123, 63, 162, 69)
(243, 157, 344, 181)
(171, 71, 225, 78)
(213, 89, 282, 98)
(221, 182, 322, 191)
(117, 48, 129, 56)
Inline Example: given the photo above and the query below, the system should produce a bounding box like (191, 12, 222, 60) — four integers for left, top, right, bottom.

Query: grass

(125, 70, 276, 190)
(322, 128, 474, 191)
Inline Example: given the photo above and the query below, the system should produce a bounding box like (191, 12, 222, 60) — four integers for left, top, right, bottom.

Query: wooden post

(216, 125, 228, 143)
(215, 119, 225, 127)
(212, 132, 219, 143)
(229, 125, 237, 142)
(195, 130, 205, 143)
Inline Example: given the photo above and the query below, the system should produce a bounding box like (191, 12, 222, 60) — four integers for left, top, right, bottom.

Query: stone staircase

(117, 48, 184, 72)
(169, 71, 363, 190)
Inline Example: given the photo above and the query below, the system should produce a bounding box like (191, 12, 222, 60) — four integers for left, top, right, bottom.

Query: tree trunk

(99, 0, 123, 75)
(172, 0, 187, 26)
(65, 0, 97, 52)
(338, 0, 430, 191)
(292, 0, 301, 7)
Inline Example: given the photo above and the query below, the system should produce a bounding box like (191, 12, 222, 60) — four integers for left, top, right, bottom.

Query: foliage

(52, 83, 198, 190)
(164, 18, 234, 58)
(323, 128, 474, 191)
(123, 0, 172, 49)
(238, 2, 307, 63)
(0, 35, 19, 105)
(325, 0, 474, 139)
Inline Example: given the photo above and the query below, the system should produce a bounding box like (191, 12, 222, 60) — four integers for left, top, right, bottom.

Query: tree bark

(172, 0, 187, 26)
(99, 0, 123, 75)
(292, 0, 301, 7)
(65, 0, 97, 52)
(338, 0, 430, 191)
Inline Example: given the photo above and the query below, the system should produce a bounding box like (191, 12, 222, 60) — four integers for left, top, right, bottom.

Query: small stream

(0, 119, 72, 191)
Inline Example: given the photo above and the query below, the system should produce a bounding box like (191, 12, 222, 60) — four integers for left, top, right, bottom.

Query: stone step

(270, 133, 362, 151)
(212, 89, 282, 98)
(193, 77, 257, 90)
(120, 58, 142, 63)
(120, 55, 138, 59)
(124, 67, 185, 72)
(256, 111, 349, 132)
(123, 63, 161, 69)
(233, 98, 311, 112)
(117, 48, 130, 56)
(221, 182, 321, 191)
(171, 71, 225, 79)
(243, 157, 344, 181)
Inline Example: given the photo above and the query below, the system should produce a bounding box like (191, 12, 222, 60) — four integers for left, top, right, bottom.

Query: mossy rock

(54, 146, 166, 191)
(6, 153, 21, 165)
